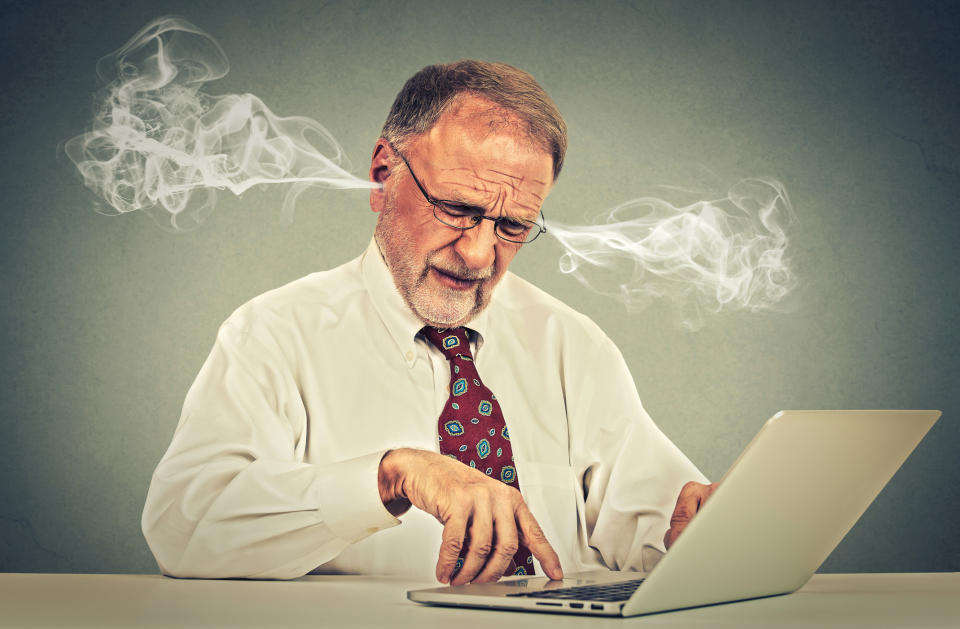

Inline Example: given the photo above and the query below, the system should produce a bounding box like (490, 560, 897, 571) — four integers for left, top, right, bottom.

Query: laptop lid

(623, 409, 941, 615)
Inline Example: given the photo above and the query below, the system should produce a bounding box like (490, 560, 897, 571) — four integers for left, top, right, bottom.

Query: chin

(407, 272, 502, 328)
(413, 293, 482, 328)
(416, 305, 475, 328)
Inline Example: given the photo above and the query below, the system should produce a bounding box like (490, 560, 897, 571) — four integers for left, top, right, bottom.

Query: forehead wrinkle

(475, 169, 545, 200)
(459, 181, 543, 215)
(434, 177, 497, 203)
(433, 164, 542, 196)
(473, 172, 539, 202)
(431, 168, 545, 217)
(487, 168, 523, 182)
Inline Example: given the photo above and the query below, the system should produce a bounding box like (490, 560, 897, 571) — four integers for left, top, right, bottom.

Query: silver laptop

(408, 410, 941, 617)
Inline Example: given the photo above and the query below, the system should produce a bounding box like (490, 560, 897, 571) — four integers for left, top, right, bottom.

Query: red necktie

(421, 326, 535, 576)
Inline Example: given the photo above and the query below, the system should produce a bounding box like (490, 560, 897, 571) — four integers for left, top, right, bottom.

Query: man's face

(372, 97, 554, 328)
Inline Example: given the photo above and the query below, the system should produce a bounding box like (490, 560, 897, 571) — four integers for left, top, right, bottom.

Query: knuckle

(460, 483, 487, 502)
(509, 495, 529, 515)
(527, 530, 547, 545)
(526, 517, 544, 535)
(452, 492, 474, 509)
(523, 524, 546, 544)
(471, 542, 493, 559)
(499, 542, 519, 557)
(478, 488, 496, 506)
(441, 536, 464, 555)
(671, 507, 691, 524)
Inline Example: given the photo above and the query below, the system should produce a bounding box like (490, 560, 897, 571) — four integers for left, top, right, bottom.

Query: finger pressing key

(516, 502, 563, 580)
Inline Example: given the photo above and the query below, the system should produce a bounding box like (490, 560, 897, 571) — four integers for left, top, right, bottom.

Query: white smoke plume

(65, 16, 377, 230)
(65, 16, 795, 328)
(548, 178, 797, 330)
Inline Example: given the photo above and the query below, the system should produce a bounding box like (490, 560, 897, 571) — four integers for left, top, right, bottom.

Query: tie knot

(421, 326, 473, 360)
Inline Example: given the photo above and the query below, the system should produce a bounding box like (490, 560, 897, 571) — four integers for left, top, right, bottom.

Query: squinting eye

(499, 219, 532, 236)
(439, 204, 474, 217)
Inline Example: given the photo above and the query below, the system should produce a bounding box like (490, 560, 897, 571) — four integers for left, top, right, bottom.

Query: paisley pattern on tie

(422, 326, 535, 576)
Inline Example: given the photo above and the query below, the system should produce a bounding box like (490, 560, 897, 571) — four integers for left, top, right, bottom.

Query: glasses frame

(391, 145, 547, 245)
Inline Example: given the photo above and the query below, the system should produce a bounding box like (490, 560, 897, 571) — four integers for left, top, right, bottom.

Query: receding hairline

(391, 93, 553, 160)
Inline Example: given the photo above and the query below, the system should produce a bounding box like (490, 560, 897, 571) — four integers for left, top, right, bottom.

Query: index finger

(515, 502, 563, 580)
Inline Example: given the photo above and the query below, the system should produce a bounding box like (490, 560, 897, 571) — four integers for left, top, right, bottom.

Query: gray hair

(381, 60, 567, 180)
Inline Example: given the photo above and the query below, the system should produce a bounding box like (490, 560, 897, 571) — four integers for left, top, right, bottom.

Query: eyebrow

(438, 197, 488, 214)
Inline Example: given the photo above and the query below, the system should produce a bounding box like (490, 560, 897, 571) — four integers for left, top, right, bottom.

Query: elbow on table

(143, 531, 306, 580)
(140, 500, 230, 579)
(141, 510, 325, 580)
(141, 510, 203, 578)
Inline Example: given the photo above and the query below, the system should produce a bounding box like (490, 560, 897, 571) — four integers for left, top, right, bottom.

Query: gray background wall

(1, 0, 957, 574)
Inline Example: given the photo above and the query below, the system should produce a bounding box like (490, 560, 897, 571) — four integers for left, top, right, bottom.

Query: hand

(663, 481, 719, 549)
(378, 448, 564, 585)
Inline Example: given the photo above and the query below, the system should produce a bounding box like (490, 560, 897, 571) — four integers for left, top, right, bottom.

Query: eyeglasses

(392, 147, 547, 244)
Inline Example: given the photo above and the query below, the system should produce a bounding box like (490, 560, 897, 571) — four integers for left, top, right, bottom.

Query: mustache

(427, 253, 494, 281)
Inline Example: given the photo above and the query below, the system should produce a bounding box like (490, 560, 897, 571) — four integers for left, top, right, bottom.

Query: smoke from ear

(547, 178, 797, 330)
(65, 16, 377, 230)
(65, 17, 796, 329)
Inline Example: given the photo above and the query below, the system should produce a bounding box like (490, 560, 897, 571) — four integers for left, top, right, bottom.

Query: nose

(453, 221, 498, 272)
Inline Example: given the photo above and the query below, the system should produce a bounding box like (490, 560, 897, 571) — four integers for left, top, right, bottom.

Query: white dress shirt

(142, 238, 706, 579)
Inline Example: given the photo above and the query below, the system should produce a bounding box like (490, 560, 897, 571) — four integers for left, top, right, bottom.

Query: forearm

(143, 451, 400, 579)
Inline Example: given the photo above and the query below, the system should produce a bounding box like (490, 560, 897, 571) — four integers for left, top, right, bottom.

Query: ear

(369, 139, 393, 214)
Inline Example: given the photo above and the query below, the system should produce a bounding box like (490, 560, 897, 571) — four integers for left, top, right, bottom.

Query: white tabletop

(0, 572, 957, 628)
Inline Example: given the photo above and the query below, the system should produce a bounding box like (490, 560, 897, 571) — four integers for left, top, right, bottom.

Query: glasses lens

(433, 205, 544, 244)
(496, 218, 543, 244)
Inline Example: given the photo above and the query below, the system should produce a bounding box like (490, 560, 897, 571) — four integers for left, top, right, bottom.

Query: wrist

(378, 449, 412, 516)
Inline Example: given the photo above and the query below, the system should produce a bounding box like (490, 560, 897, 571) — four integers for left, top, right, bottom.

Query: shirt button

(405, 350, 414, 361)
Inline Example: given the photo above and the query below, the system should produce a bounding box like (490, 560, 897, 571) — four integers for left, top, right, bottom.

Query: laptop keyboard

(505, 578, 645, 602)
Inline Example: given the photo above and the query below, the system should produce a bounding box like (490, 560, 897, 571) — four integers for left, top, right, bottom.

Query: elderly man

(142, 60, 715, 584)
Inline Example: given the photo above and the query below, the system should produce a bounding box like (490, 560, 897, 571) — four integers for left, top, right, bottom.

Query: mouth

(430, 267, 484, 291)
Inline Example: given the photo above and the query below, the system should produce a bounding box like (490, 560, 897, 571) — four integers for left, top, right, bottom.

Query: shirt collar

(360, 237, 491, 363)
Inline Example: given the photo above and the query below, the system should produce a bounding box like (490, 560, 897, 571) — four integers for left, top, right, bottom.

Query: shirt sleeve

(567, 333, 708, 572)
(141, 303, 401, 579)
